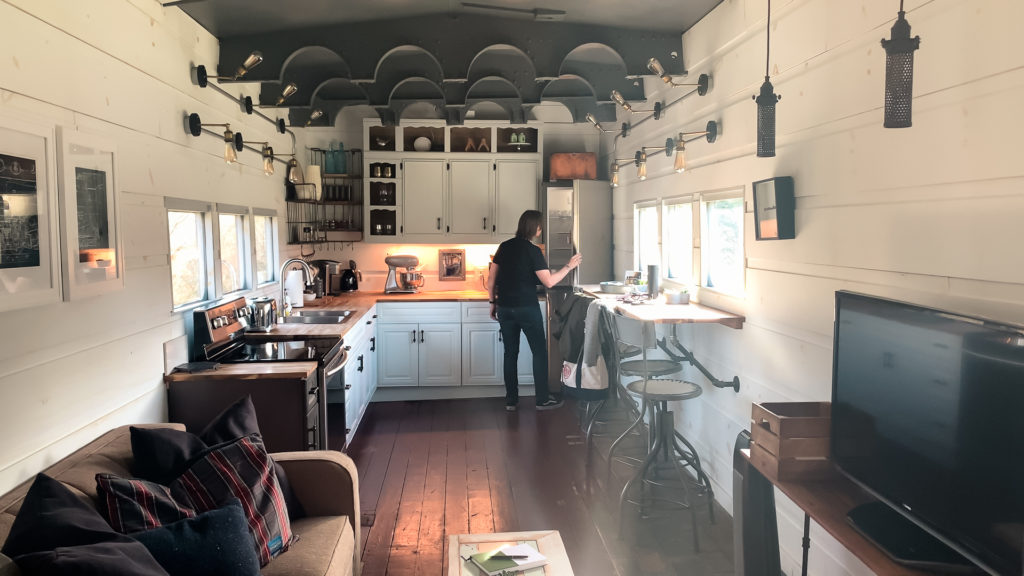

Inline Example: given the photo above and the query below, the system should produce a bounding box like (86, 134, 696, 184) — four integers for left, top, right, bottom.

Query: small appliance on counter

(384, 254, 423, 294)
(248, 297, 277, 332)
(340, 260, 361, 292)
(312, 260, 344, 295)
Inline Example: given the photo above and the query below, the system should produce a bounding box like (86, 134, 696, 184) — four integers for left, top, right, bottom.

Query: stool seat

(619, 343, 642, 359)
(626, 379, 702, 402)
(620, 359, 680, 378)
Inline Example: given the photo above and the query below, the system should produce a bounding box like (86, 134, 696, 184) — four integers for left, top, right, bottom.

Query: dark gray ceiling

(177, 0, 723, 37)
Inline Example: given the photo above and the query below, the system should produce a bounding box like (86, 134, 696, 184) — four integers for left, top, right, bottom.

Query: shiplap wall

(608, 0, 1024, 573)
(0, 0, 291, 494)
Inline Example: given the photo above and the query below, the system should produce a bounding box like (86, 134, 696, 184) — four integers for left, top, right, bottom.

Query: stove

(217, 339, 340, 364)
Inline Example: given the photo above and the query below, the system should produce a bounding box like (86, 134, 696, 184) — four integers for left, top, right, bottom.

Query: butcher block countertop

(245, 290, 494, 341)
(165, 362, 318, 381)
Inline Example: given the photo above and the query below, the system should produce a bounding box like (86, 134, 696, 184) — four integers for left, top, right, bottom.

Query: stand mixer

(384, 255, 423, 294)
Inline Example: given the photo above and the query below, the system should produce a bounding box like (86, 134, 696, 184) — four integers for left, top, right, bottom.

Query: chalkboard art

(74, 167, 110, 258)
(0, 153, 41, 270)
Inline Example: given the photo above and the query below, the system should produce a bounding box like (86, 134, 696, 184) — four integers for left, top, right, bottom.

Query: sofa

(0, 423, 360, 576)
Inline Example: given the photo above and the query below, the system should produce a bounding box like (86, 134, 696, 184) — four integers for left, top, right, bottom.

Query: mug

(383, 164, 393, 178)
(371, 163, 382, 177)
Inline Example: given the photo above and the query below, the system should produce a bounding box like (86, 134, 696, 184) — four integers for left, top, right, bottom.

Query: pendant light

(753, 0, 781, 157)
(881, 0, 921, 128)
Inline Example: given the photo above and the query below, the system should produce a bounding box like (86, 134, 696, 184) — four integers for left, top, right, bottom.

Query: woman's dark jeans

(496, 304, 550, 405)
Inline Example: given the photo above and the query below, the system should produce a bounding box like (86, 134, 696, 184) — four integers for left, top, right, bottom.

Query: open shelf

(450, 127, 493, 153)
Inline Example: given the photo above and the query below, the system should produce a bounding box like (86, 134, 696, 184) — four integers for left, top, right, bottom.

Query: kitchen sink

(281, 310, 353, 324)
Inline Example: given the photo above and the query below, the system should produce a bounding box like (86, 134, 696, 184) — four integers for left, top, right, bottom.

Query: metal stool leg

(672, 430, 716, 522)
(607, 396, 647, 485)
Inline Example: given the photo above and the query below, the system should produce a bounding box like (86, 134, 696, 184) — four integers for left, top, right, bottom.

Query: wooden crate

(750, 401, 833, 481)
(549, 152, 597, 180)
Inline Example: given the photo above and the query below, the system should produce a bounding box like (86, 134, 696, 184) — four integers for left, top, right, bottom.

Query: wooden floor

(331, 398, 734, 576)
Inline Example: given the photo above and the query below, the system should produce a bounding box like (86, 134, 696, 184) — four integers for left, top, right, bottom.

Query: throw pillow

(131, 499, 260, 576)
(95, 474, 196, 533)
(0, 474, 168, 576)
(0, 552, 21, 576)
(130, 395, 305, 518)
(170, 433, 292, 567)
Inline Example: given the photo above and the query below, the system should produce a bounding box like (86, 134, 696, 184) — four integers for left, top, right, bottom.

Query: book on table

(466, 544, 548, 575)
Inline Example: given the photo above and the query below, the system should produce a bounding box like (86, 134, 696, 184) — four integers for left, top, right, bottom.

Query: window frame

(660, 194, 695, 289)
(216, 203, 251, 296)
(251, 208, 280, 288)
(165, 198, 215, 311)
(632, 200, 660, 273)
(698, 188, 746, 298)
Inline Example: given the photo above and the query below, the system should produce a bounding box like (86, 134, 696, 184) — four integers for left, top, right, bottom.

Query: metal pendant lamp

(753, 0, 781, 157)
(881, 0, 921, 128)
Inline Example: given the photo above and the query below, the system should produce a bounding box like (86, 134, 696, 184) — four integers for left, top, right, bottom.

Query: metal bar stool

(609, 313, 708, 551)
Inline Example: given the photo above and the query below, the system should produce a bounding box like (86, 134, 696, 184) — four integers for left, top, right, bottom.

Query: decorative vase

(413, 136, 431, 152)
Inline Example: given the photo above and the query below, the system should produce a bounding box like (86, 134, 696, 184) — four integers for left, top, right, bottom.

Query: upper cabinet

(362, 120, 540, 244)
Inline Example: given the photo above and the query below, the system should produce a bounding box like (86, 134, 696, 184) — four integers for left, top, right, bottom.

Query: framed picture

(752, 176, 795, 240)
(0, 116, 61, 312)
(57, 128, 123, 300)
(439, 248, 466, 281)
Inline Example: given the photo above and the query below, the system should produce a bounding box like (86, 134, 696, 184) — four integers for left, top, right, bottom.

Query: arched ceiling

(205, 13, 691, 126)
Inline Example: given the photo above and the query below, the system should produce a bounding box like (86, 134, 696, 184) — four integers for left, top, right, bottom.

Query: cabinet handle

(345, 384, 352, 390)
(437, 217, 441, 230)
(358, 354, 364, 372)
(482, 217, 487, 230)
(308, 386, 319, 397)
(370, 337, 376, 352)
(366, 319, 372, 325)
(346, 428, 352, 435)
(400, 225, 403, 234)
(446, 225, 450, 233)
(412, 329, 417, 343)
(420, 329, 424, 343)
(344, 345, 352, 351)
(492, 224, 496, 232)
(498, 331, 502, 342)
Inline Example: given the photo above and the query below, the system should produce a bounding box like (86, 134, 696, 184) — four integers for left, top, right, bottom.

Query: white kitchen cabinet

(377, 302, 462, 387)
(378, 324, 420, 387)
(334, 305, 377, 448)
(402, 159, 446, 236)
(495, 160, 539, 237)
(462, 323, 503, 386)
(417, 324, 462, 386)
(449, 160, 493, 237)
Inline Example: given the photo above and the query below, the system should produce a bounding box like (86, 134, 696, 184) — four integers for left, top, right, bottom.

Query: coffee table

(448, 530, 575, 576)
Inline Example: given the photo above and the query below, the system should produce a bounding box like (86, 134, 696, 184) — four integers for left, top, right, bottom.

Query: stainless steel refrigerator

(541, 180, 612, 388)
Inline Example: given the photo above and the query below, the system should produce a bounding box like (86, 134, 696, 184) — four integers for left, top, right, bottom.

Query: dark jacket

(550, 293, 593, 364)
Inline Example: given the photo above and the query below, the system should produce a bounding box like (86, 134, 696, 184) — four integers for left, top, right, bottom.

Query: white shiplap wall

(0, 0, 291, 493)
(607, 0, 1024, 573)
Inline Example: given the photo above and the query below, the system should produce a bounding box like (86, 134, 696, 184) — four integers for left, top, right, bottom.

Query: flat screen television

(832, 291, 1024, 575)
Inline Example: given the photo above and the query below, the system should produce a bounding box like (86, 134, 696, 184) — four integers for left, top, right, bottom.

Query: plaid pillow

(169, 434, 292, 567)
(96, 475, 196, 533)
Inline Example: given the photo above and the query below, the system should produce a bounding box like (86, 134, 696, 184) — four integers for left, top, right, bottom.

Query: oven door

(320, 346, 348, 449)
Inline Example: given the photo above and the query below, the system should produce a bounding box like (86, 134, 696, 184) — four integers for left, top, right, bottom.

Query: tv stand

(847, 502, 981, 574)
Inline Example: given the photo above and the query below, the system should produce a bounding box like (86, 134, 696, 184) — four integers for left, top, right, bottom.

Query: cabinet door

(449, 160, 493, 236)
(402, 159, 446, 235)
(462, 323, 503, 386)
(378, 324, 419, 387)
(419, 323, 462, 387)
(495, 160, 539, 237)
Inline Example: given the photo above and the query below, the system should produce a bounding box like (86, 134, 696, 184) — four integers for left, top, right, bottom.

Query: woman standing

(487, 210, 582, 411)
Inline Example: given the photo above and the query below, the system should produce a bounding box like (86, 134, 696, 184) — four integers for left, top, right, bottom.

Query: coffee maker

(384, 255, 423, 294)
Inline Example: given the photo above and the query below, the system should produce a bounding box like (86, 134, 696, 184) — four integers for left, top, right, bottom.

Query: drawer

(462, 301, 495, 323)
(378, 302, 461, 323)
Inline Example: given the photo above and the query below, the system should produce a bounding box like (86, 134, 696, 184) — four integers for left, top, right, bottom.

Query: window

(701, 194, 744, 296)
(252, 212, 278, 285)
(218, 213, 248, 294)
(662, 198, 694, 284)
(167, 210, 207, 308)
(633, 202, 660, 271)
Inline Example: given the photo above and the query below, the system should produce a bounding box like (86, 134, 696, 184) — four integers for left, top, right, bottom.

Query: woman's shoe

(536, 397, 564, 411)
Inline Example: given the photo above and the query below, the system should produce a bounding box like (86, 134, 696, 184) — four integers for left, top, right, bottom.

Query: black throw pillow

(130, 395, 305, 518)
(0, 474, 168, 576)
(131, 499, 260, 576)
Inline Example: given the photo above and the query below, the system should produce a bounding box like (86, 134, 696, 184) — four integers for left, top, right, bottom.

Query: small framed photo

(439, 248, 465, 281)
(752, 176, 795, 240)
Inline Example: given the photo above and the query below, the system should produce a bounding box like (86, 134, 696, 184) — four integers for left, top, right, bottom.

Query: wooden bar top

(165, 362, 317, 381)
(741, 450, 932, 575)
(579, 285, 744, 329)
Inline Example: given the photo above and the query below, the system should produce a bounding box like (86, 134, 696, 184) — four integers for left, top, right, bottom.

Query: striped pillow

(170, 434, 292, 567)
(95, 475, 196, 533)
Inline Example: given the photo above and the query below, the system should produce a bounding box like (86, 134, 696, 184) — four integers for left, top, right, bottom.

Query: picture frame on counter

(56, 127, 124, 300)
(0, 115, 62, 312)
(439, 248, 465, 281)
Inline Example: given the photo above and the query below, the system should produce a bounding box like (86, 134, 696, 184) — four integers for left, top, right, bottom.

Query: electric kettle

(339, 260, 361, 292)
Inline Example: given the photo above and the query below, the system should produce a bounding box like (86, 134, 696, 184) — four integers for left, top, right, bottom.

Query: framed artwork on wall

(439, 248, 466, 281)
(0, 115, 61, 312)
(56, 128, 123, 300)
(752, 176, 795, 241)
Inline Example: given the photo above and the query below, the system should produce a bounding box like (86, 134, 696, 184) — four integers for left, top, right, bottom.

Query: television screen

(832, 291, 1024, 575)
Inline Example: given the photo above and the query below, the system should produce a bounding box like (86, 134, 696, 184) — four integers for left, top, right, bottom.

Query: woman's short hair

(515, 210, 543, 239)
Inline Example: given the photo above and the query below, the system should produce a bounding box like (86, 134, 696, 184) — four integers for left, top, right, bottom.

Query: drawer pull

(358, 354, 364, 372)
(419, 329, 424, 343)
(370, 337, 376, 352)
(411, 329, 416, 343)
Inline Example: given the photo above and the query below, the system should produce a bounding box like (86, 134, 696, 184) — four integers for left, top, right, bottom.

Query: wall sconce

(634, 150, 648, 181)
(274, 155, 304, 184)
(752, 0, 781, 157)
(610, 90, 663, 120)
(241, 140, 275, 176)
(609, 156, 635, 187)
(187, 113, 243, 164)
(881, 0, 921, 128)
(585, 113, 630, 138)
(243, 83, 299, 113)
(634, 120, 718, 177)
(647, 59, 711, 95)
(305, 109, 324, 127)
(195, 51, 263, 88)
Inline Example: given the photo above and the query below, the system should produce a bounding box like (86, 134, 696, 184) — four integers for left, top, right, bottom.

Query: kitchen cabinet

(332, 306, 377, 448)
(460, 302, 543, 387)
(495, 160, 540, 237)
(449, 160, 493, 236)
(402, 159, 446, 236)
(377, 302, 462, 387)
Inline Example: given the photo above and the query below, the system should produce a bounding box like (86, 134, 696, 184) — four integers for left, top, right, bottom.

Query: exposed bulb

(237, 51, 264, 77)
(637, 151, 647, 181)
(305, 109, 324, 127)
(610, 90, 632, 112)
(585, 113, 603, 132)
(287, 158, 301, 183)
(223, 128, 237, 164)
(673, 139, 686, 173)
(275, 82, 298, 105)
(262, 145, 274, 176)
(611, 163, 620, 187)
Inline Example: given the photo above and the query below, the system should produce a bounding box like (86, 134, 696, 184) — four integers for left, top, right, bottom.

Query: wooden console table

(741, 449, 932, 575)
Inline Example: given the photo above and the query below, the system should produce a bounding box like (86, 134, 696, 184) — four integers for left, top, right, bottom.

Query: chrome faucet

(279, 258, 314, 313)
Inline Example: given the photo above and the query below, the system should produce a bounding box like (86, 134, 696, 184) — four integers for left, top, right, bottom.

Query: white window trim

(660, 194, 696, 291)
(216, 210, 251, 296)
(698, 187, 745, 299)
(165, 200, 215, 312)
(633, 200, 660, 272)
(251, 208, 280, 287)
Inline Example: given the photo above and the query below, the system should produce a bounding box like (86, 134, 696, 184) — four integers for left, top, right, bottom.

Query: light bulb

(262, 145, 274, 176)
(611, 164, 620, 187)
(275, 83, 298, 105)
(237, 51, 263, 77)
(585, 113, 602, 132)
(223, 128, 237, 164)
(305, 109, 324, 127)
(287, 159, 301, 183)
(610, 90, 632, 112)
(673, 139, 686, 173)
(637, 152, 647, 181)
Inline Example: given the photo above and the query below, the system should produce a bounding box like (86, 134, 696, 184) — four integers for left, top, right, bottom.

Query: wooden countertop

(579, 285, 744, 329)
(165, 362, 317, 381)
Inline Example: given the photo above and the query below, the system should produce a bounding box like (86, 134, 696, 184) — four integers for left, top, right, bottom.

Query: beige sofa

(0, 424, 360, 576)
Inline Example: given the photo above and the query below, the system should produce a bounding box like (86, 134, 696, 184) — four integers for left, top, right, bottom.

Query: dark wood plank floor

(330, 398, 734, 576)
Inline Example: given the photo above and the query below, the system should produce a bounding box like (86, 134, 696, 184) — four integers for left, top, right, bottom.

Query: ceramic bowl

(600, 281, 629, 294)
(413, 137, 432, 152)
